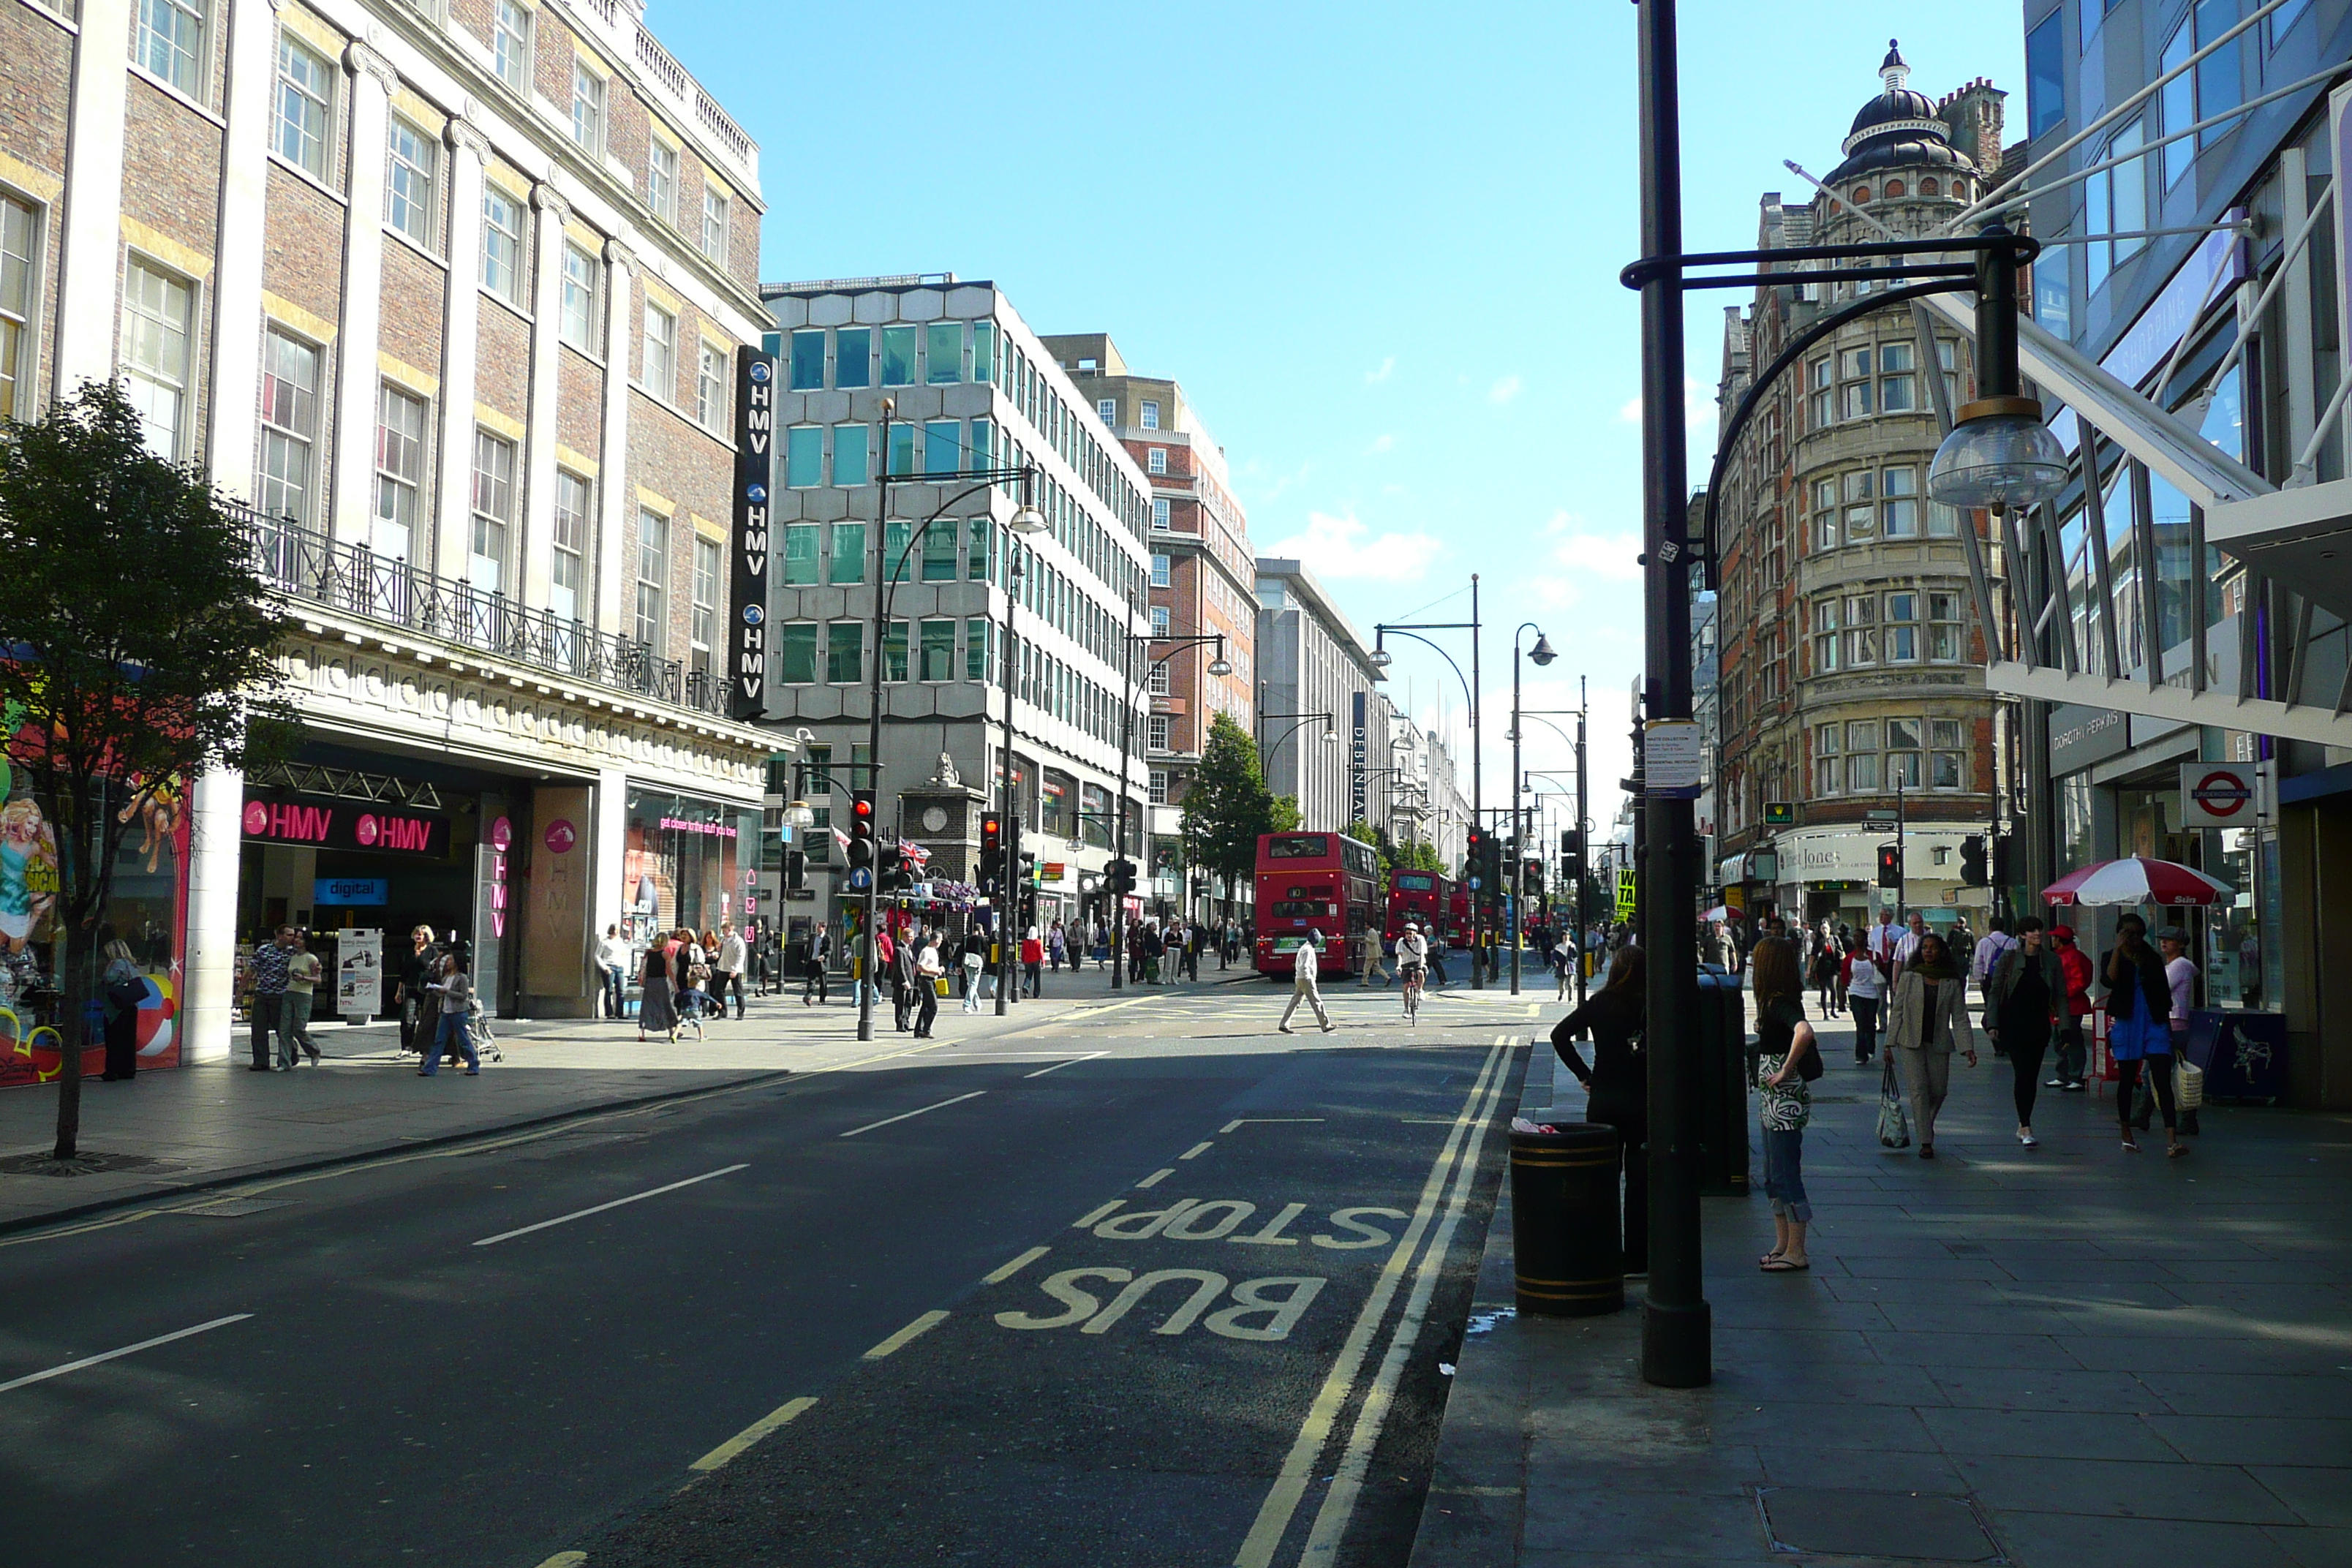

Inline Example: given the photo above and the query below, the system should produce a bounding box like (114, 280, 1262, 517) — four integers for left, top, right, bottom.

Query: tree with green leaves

(0, 382, 294, 1159)
(1180, 713, 1287, 916)
(1392, 835, 1445, 873)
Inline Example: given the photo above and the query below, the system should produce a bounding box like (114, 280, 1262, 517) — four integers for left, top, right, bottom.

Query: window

(1881, 466, 1920, 537)
(1809, 476, 1838, 550)
(700, 186, 728, 265)
(689, 535, 719, 672)
(886, 422, 916, 477)
(2161, 20, 2194, 189)
(273, 35, 331, 178)
(1147, 447, 1167, 475)
(832, 423, 870, 487)
(697, 342, 728, 426)
(771, 523, 816, 587)
(1842, 469, 1874, 543)
(470, 430, 516, 594)
(1152, 497, 1171, 529)
(921, 519, 957, 581)
(784, 426, 822, 489)
(1877, 342, 1915, 412)
(256, 329, 319, 523)
(121, 260, 192, 459)
(559, 244, 598, 350)
(881, 620, 909, 682)
(882, 520, 912, 582)
(1806, 355, 1831, 428)
(927, 320, 962, 385)
(492, 0, 531, 91)
(2026, 8, 2065, 138)
(0, 198, 34, 423)
(828, 521, 864, 584)
(1148, 769, 1169, 804)
(1929, 592, 1963, 660)
(917, 618, 954, 681)
(1885, 591, 1919, 662)
(1140, 400, 1161, 430)
(1148, 553, 1170, 589)
(969, 416, 992, 470)
(1147, 715, 1171, 750)
(826, 622, 863, 683)
(1885, 717, 1923, 791)
(966, 617, 992, 682)
(1096, 397, 1117, 425)
(835, 327, 871, 388)
(2087, 117, 2146, 291)
(647, 139, 679, 225)
(386, 120, 438, 246)
(1811, 598, 1839, 672)
(1936, 338, 1960, 410)
(642, 301, 676, 396)
(634, 510, 669, 647)
(1838, 347, 1872, 418)
(924, 418, 960, 475)
(1150, 604, 1171, 636)
(972, 320, 995, 382)
(788, 328, 825, 391)
(1813, 724, 1841, 795)
(968, 518, 991, 581)
(551, 471, 589, 622)
(1147, 662, 1172, 696)
(372, 383, 427, 560)
(2194, 0, 2243, 154)
(481, 186, 524, 304)
(880, 325, 916, 386)
(1844, 593, 1877, 666)
(570, 64, 604, 154)
(137, 0, 205, 95)
(775, 622, 817, 685)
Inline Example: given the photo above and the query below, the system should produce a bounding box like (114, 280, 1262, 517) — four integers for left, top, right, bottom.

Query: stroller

(468, 1001, 503, 1063)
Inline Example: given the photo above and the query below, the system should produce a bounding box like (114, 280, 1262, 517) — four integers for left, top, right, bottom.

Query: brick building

(0, 0, 779, 1062)
(1044, 333, 1259, 917)
(1711, 42, 2013, 934)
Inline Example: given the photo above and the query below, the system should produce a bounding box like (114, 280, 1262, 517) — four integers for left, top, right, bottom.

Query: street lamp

(1929, 226, 2070, 510)
(1373, 580, 1486, 987)
(1111, 612, 1231, 989)
(854, 399, 1044, 1039)
(1507, 624, 1555, 995)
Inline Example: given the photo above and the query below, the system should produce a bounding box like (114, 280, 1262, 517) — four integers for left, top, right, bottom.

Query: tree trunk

(53, 921, 91, 1160)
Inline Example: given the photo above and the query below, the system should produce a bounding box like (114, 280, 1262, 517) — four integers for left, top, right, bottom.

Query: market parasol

(1700, 905, 1739, 921)
(2040, 856, 2234, 908)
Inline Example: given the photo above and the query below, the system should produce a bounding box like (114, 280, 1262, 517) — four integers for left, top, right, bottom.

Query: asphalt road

(0, 983, 1532, 1568)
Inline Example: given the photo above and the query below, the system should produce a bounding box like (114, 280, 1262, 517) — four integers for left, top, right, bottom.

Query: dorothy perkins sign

(729, 346, 776, 722)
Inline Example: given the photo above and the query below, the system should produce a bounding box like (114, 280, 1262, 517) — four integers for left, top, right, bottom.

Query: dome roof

(1824, 39, 1979, 186)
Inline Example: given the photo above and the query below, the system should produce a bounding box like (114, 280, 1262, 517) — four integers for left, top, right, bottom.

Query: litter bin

(1509, 1123, 1624, 1316)
(1694, 969, 1751, 1196)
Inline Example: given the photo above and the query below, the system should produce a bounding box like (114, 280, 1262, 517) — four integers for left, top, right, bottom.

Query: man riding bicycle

(1397, 920, 1430, 1016)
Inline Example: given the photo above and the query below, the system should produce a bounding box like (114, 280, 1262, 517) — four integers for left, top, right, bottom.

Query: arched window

(1920, 177, 1940, 197)
(1885, 178, 1907, 198)
(1853, 186, 1872, 203)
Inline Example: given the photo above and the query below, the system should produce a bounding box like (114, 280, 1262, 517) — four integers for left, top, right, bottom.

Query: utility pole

(1575, 676, 1589, 1008)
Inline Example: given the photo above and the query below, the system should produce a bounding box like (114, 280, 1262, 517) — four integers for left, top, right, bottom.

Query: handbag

(1876, 1055, 1912, 1148)
(2174, 1057, 2206, 1111)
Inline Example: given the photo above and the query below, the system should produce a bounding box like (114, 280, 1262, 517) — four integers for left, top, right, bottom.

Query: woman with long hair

(1749, 937, 1821, 1271)
(1550, 944, 1649, 1275)
(2102, 913, 2186, 1156)
(638, 936, 679, 1045)
(1885, 931, 1977, 1158)
(1985, 916, 2065, 1147)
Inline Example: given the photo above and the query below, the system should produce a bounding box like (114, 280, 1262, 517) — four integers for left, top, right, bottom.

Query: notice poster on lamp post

(337, 928, 383, 1023)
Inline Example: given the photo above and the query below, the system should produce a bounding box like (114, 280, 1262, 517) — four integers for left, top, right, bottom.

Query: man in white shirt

(1278, 930, 1336, 1035)
(595, 924, 629, 1020)
(1397, 921, 1431, 1013)
(715, 921, 748, 1019)
(1893, 911, 1929, 970)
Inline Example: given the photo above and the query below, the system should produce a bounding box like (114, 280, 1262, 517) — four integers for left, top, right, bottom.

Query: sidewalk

(0, 960, 1221, 1235)
(1412, 1003, 2352, 1568)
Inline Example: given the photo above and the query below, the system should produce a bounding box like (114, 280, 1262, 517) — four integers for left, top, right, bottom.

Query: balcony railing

(244, 508, 733, 720)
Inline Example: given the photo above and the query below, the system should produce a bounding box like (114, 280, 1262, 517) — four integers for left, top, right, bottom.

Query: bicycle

(1400, 964, 1425, 1026)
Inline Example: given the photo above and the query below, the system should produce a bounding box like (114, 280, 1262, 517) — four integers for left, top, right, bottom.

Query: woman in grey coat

(1885, 932, 1977, 1158)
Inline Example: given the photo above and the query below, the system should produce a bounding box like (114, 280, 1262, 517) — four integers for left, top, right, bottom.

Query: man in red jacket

(2048, 924, 2095, 1090)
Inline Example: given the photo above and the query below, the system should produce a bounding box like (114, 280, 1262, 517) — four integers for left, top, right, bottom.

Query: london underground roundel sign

(2180, 762, 2257, 827)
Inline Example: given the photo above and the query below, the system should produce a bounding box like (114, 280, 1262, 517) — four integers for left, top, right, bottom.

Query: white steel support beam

(1985, 662, 2352, 749)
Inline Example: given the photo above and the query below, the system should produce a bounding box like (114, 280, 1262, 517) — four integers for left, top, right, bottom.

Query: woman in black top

(1985, 917, 2065, 1147)
(1552, 946, 1649, 1275)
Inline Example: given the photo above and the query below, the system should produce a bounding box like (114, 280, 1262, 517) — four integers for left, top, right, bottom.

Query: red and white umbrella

(2041, 856, 2234, 908)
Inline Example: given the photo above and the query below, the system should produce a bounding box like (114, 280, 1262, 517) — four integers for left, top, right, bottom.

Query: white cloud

(1488, 374, 1524, 405)
(1616, 375, 1716, 433)
(1365, 356, 1396, 385)
(1262, 510, 1442, 583)
(1365, 432, 1395, 456)
(1543, 509, 1644, 583)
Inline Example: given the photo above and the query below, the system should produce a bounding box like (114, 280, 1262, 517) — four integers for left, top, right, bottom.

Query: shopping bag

(1876, 1056, 1911, 1149)
(2174, 1057, 2205, 1112)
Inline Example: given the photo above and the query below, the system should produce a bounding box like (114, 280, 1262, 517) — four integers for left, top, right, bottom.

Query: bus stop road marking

(1219, 1119, 1327, 1134)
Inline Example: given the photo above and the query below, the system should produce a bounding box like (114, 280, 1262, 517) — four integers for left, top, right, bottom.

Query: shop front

(622, 788, 761, 949)
(1772, 824, 1986, 934)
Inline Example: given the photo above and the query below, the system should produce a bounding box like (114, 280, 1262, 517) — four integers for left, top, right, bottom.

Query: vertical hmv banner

(729, 345, 777, 722)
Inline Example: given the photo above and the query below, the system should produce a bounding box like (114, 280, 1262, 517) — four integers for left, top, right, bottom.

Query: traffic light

(1523, 857, 1544, 893)
(1992, 832, 2016, 887)
(1561, 829, 1584, 876)
(1959, 834, 1988, 887)
(1463, 828, 1482, 885)
(1019, 850, 1038, 888)
(979, 814, 1003, 883)
(878, 840, 908, 891)
(1105, 858, 1137, 895)
(784, 848, 807, 890)
(1877, 841, 1902, 889)
(848, 794, 876, 869)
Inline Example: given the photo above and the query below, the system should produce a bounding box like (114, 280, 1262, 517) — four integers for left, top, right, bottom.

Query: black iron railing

(241, 506, 732, 719)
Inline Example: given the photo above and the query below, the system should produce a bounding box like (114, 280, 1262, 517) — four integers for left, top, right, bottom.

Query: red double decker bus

(1254, 831, 1382, 979)
(1385, 869, 1457, 945)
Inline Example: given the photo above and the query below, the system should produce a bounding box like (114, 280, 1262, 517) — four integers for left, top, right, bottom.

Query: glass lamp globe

(785, 799, 816, 829)
(1009, 502, 1049, 535)
(1368, 647, 1394, 669)
(1529, 633, 1556, 667)
(1207, 654, 1233, 676)
(1928, 398, 2070, 509)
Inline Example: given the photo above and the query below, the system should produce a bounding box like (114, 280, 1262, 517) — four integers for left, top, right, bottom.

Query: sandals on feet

(1760, 1257, 1810, 1273)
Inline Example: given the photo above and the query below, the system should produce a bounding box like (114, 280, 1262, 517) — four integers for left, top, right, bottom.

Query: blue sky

(660, 0, 2027, 840)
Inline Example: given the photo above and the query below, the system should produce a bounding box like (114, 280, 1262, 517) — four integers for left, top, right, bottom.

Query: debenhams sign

(730, 347, 775, 722)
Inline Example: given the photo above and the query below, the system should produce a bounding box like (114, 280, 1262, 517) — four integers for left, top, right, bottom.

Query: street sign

(1863, 809, 1899, 826)
(1643, 720, 1703, 799)
(1763, 801, 1795, 826)
(1614, 867, 1637, 919)
(2179, 761, 2259, 827)
(847, 867, 873, 891)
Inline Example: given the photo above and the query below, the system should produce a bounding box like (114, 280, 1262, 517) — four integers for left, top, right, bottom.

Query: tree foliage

(1179, 713, 1285, 896)
(0, 382, 295, 1157)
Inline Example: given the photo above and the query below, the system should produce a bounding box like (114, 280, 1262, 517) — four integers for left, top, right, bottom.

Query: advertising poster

(336, 929, 383, 1022)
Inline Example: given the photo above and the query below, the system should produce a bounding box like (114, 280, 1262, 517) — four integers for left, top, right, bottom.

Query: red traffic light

(852, 798, 874, 821)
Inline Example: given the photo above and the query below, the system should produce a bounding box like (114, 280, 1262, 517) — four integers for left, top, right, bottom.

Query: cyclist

(1397, 919, 1431, 1023)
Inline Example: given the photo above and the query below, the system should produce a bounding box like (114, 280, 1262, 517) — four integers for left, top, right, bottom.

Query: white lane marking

(690, 1395, 817, 1471)
(1178, 1141, 1213, 1161)
(1300, 1039, 1513, 1562)
(984, 1245, 1051, 1284)
(1072, 1201, 1123, 1229)
(472, 1164, 748, 1247)
(1218, 1118, 1326, 1134)
(0, 1313, 254, 1395)
(863, 1310, 949, 1359)
(1025, 1052, 1106, 1078)
(1232, 1041, 1508, 1568)
(837, 1091, 987, 1139)
(1134, 1168, 1175, 1189)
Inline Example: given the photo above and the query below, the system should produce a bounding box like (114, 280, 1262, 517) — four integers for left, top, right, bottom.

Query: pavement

(0, 958, 1270, 1235)
(1408, 997, 2352, 1568)
(0, 967, 1545, 1568)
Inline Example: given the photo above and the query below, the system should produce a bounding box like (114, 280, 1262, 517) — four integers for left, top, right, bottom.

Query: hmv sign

(241, 794, 450, 859)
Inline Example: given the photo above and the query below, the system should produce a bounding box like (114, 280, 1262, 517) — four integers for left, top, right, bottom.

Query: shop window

(622, 791, 758, 941)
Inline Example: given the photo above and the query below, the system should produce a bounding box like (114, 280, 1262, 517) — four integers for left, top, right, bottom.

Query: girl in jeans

(1750, 939, 1818, 1272)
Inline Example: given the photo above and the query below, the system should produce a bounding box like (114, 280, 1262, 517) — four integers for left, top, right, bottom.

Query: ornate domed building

(1710, 42, 2021, 936)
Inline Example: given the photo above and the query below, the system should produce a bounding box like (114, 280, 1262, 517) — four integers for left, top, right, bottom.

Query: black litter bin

(1509, 1123, 1624, 1316)
(1694, 970, 1751, 1196)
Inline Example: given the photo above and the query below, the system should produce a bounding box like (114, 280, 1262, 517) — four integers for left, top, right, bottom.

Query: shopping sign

(2179, 762, 2261, 828)
(1614, 868, 1637, 919)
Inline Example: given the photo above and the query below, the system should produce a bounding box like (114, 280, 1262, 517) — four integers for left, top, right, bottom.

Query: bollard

(1509, 1123, 1624, 1316)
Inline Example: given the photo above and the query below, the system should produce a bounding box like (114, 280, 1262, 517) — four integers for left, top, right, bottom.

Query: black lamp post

(1507, 623, 1556, 995)
(1372, 578, 1485, 987)
(1112, 608, 1230, 990)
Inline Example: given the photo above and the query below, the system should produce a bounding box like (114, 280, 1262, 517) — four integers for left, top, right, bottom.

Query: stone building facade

(1254, 557, 1397, 840)
(1712, 43, 2015, 934)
